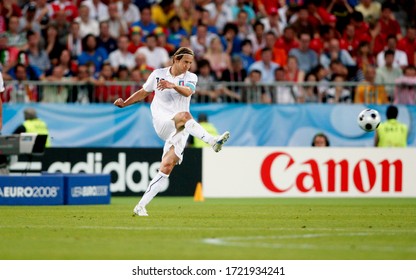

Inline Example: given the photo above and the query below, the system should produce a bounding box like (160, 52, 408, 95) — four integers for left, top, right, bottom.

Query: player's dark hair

(386, 105, 398, 119)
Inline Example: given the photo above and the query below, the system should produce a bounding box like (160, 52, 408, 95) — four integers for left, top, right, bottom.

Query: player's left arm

(157, 80, 196, 97)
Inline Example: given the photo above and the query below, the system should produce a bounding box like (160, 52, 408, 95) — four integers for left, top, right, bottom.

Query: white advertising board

(203, 148, 416, 197)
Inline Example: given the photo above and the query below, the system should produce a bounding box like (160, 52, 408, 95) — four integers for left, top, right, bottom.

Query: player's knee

(160, 159, 176, 174)
(179, 112, 192, 122)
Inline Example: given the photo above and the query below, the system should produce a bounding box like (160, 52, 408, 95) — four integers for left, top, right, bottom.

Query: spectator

(327, 0, 354, 32)
(397, 26, 416, 66)
(75, 4, 99, 38)
(191, 6, 220, 35)
(176, 0, 194, 34)
(247, 20, 266, 54)
(285, 55, 305, 83)
(0, 34, 19, 77)
(41, 65, 70, 103)
(377, 2, 402, 41)
(48, 0, 78, 22)
(5, 16, 27, 51)
(306, 1, 333, 29)
(8, 51, 43, 81)
(311, 132, 330, 147)
(96, 21, 118, 54)
(1, 0, 22, 19)
(26, 30, 51, 75)
(109, 35, 136, 72)
(243, 69, 270, 103)
(134, 52, 154, 74)
(220, 22, 241, 56)
(82, 0, 109, 22)
(376, 35, 408, 69)
(66, 21, 83, 60)
(32, 0, 50, 33)
(375, 49, 403, 99)
(231, 0, 256, 24)
(94, 62, 123, 103)
(190, 23, 218, 60)
(313, 64, 330, 97)
(194, 59, 218, 103)
(235, 39, 255, 72)
(131, 5, 157, 40)
(349, 11, 372, 44)
(273, 67, 300, 104)
(354, 40, 376, 72)
(220, 55, 247, 102)
(69, 64, 94, 103)
(320, 38, 356, 69)
(354, 65, 389, 104)
(374, 105, 408, 147)
(19, 2, 41, 34)
(260, 6, 285, 38)
(77, 34, 109, 74)
(52, 10, 71, 47)
(45, 24, 64, 66)
(203, 36, 232, 80)
(254, 31, 287, 68)
(13, 107, 51, 147)
(167, 15, 188, 49)
(323, 74, 352, 103)
(274, 26, 299, 55)
(135, 33, 170, 69)
(290, 6, 315, 39)
(248, 47, 279, 83)
(354, 0, 381, 25)
(154, 27, 175, 55)
(117, 0, 140, 28)
(289, 32, 318, 73)
(151, 0, 176, 28)
(55, 49, 76, 78)
(342, 24, 360, 57)
(299, 72, 321, 103)
(235, 9, 254, 40)
(204, 0, 233, 34)
(127, 26, 144, 54)
(3, 63, 38, 102)
(107, 2, 128, 39)
(393, 66, 416, 105)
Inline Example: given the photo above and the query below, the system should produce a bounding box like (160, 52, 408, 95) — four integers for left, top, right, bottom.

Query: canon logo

(47, 153, 167, 193)
(260, 152, 403, 193)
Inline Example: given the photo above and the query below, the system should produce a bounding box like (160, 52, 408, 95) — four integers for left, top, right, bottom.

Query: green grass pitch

(0, 197, 415, 260)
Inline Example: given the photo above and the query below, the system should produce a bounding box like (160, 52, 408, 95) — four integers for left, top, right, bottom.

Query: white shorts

(153, 117, 189, 165)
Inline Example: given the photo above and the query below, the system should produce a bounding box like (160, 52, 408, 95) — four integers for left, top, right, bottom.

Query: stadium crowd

(0, 0, 415, 104)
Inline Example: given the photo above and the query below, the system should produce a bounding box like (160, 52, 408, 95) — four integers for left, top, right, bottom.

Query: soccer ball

(357, 109, 381, 132)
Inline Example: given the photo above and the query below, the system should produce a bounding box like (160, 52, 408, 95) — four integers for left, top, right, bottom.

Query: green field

(0, 197, 415, 260)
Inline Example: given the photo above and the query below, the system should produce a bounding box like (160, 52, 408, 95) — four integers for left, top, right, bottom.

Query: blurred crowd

(0, 0, 415, 104)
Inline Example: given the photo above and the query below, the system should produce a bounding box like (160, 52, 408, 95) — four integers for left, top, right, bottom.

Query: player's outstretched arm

(114, 88, 151, 108)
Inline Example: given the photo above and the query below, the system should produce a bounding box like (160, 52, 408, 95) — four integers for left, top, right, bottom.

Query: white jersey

(143, 67, 198, 120)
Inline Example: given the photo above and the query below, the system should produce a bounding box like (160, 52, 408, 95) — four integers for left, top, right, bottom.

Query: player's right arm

(114, 70, 157, 108)
(113, 88, 151, 108)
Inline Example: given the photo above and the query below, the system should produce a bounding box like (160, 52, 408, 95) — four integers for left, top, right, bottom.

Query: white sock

(184, 119, 215, 145)
(138, 171, 169, 208)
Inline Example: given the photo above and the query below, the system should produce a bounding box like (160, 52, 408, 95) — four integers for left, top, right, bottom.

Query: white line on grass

(1, 225, 416, 233)
(202, 233, 416, 253)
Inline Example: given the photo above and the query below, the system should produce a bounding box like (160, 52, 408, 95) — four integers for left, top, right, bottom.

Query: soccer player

(114, 47, 230, 216)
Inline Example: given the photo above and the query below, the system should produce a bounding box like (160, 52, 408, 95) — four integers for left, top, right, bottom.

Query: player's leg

(174, 112, 230, 152)
(134, 147, 178, 216)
